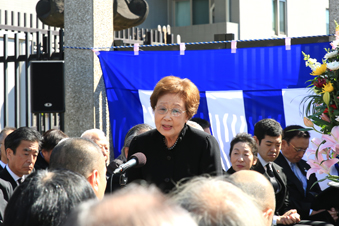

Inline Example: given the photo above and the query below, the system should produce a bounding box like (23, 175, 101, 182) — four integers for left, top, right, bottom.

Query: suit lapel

(298, 160, 318, 193)
(253, 161, 267, 177)
(2, 168, 17, 190)
(278, 155, 304, 195)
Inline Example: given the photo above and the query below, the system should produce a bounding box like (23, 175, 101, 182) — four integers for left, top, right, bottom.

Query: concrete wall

(287, 0, 328, 37)
(329, 0, 339, 35)
(239, 0, 273, 39)
(64, 0, 113, 140)
(172, 22, 238, 42)
(139, 0, 329, 42)
(239, 0, 328, 39)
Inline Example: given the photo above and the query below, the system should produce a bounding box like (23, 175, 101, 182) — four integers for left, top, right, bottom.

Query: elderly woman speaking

(127, 76, 222, 193)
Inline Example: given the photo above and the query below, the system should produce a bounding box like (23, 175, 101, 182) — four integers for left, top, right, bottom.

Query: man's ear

(6, 148, 13, 162)
(41, 149, 48, 158)
(281, 140, 288, 150)
(263, 208, 274, 221)
(124, 147, 129, 158)
(87, 170, 99, 196)
(253, 136, 259, 145)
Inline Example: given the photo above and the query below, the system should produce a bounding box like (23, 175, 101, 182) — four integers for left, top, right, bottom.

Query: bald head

(228, 170, 275, 226)
(50, 138, 103, 177)
(171, 176, 265, 226)
(50, 138, 107, 199)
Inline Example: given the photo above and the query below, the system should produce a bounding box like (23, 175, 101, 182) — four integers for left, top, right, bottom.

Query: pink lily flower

(320, 126, 339, 155)
(321, 113, 331, 123)
(305, 148, 316, 156)
(310, 137, 325, 150)
(306, 152, 339, 179)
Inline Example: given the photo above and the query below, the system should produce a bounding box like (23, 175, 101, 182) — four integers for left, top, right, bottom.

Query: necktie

(291, 163, 307, 196)
(266, 163, 280, 194)
(17, 178, 22, 185)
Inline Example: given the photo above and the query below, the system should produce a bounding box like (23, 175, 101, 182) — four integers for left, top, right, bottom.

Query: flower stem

(312, 126, 322, 134)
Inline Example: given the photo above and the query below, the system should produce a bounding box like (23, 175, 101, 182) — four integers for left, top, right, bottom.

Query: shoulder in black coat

(127, 125, 222, 193)
(252, 160, 289, 215)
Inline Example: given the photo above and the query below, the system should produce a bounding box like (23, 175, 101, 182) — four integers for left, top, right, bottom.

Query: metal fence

(0, 9, 177, 133)
(114, 27, 176, 46)
(0, 10, 64, 133)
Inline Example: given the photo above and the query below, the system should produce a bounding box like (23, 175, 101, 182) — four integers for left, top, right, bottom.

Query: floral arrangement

(302, 22, 339, 184)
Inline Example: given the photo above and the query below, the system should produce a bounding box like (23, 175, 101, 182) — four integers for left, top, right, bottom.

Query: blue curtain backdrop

(97, 42, 329, 161)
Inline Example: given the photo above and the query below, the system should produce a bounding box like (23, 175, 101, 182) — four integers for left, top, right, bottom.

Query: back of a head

(124, 124, 153, 144)
(190, 118, 210, 130)
(41, 129, 68, 151)
(254, 118, 282, 144)
(187, 120, 204, 131)
(4, 169, 96, 226)
(170, 176, 265, 226)
(5, 127, 42, 152)
(122, 124, 153, 152)
(0, 127, 16, 141)
(80, 129, 106, 140)
(228, 170, 275, 212)
(64, 183, 197, 226)
(49, 138, 104, 178)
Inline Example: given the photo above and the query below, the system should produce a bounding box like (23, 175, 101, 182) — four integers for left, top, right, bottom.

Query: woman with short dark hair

(227, 133, 258, 174)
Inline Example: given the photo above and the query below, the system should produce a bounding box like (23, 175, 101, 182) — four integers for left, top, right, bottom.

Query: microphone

(113, 152, 146, 174)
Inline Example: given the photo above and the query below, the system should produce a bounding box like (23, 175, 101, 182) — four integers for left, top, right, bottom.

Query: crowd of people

(0, 75, 338, 226)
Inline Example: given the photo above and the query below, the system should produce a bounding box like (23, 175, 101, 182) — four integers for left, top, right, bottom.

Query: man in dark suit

(0, 178, 13, 223)
(252, 118, 300, 225)
(0, 127, 16, 170)
(275, 125, 338, 223)
(0, 127, 41, 190)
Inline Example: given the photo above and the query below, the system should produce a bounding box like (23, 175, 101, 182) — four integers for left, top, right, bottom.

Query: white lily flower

(310, 62, 321, 71)
(336, 116, 339, 122)
(309, 58, 318, 64)
(327, 61, 339, 70)
(324, 50, 338, 59)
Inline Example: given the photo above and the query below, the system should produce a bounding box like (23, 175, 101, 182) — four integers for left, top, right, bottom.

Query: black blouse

(127, 124, 222, 193)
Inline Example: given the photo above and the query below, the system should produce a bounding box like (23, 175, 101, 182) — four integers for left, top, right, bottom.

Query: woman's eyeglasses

(155, 106, 186, 117)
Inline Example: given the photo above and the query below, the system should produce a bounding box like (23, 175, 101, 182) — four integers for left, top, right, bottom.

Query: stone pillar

(64, 0, 113, 141)
(329, 0, 339, 35)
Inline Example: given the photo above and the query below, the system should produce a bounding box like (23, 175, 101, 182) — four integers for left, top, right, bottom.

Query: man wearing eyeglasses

(275, 125, 338, 223)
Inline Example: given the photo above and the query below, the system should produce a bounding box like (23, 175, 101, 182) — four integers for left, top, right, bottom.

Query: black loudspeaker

(31, 61, 65, 113)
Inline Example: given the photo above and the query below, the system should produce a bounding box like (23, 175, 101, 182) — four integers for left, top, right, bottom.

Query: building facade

(140, 0, 329, 42)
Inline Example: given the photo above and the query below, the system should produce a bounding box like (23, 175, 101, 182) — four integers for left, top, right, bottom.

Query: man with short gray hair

(81, 129, 110, 166)
(170, 176, 265, 226)
(0, 127, 16, 170)
(64, 183, 197, 226)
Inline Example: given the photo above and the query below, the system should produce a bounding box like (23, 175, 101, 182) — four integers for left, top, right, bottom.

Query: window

(272, 0, 286, 35)
(279, 0, 286, 34)
(174, 0, 210, 27)
(326, 9, 329, 35)
(175, 1, 191, 27)
(272, 0, 277, 32)
(193, 0, 209, 25)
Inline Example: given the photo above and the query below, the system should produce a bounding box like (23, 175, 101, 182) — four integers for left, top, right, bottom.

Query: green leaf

(310, 177, 327, 189)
